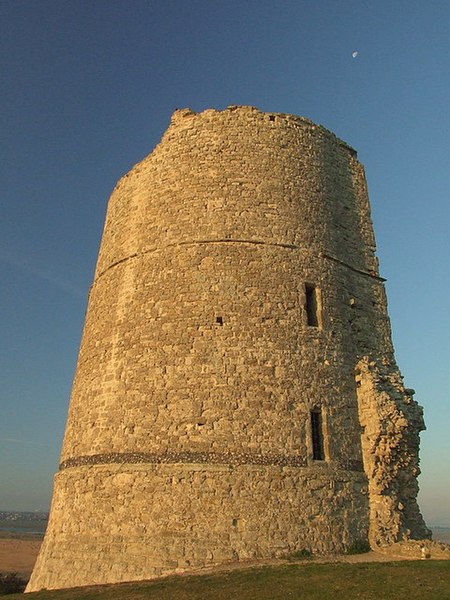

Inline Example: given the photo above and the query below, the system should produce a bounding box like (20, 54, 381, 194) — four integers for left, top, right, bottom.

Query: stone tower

(27, 107, 430, 591)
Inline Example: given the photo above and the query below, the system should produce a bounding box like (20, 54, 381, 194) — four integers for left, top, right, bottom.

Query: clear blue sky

(1, 1, 449, 526)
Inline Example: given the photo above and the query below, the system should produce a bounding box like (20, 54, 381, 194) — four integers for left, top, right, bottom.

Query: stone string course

(59, 451, 364, 471)
(27, 106, 430, 592)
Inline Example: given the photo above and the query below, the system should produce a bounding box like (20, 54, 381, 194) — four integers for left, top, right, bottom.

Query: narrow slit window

(305, 283, 319, 327)
(310, 409, 325, 461)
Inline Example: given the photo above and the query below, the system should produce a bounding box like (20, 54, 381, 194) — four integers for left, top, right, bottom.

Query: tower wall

(27, 107, 428, 591)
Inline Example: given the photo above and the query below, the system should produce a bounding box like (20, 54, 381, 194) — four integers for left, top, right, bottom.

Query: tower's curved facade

(27, 107, 429, 591)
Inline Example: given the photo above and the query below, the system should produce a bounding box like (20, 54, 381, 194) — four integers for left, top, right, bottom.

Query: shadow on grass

(11, 561, 450, 600)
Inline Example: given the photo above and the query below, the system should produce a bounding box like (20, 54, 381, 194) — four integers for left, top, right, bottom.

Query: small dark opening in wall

(269, 115, 275, 121)
(310, 409, 325, 461)
(216, 316, 223, 325)
(305, 283, 319, 327)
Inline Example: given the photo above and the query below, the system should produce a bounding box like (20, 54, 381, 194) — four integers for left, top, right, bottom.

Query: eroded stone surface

(26, 106, 430, 592)
(377, 539, 450, 560)
(355, 358, 431, 547)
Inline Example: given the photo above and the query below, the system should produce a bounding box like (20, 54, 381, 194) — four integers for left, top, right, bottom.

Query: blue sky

(0, 1, 449, 526)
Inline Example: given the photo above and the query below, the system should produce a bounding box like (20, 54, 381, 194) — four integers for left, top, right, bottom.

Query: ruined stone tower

(27, 107, 430, 591)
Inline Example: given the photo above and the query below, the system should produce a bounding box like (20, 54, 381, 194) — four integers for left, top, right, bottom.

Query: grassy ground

(9, 561, 450, 600)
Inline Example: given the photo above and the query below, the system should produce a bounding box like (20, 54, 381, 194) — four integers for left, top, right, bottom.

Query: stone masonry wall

(30, 464, 367, 589)
(27, 107, 428, 591)
(356, 358, 431, 547)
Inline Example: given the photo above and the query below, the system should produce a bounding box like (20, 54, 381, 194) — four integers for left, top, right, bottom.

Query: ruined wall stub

(27, 107, 430, 592)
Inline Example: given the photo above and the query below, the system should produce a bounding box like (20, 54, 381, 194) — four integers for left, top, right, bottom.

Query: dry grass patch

(11, 561, 450, 600)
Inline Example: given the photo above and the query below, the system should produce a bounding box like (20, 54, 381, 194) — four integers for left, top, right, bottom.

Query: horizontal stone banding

(95, 238, 300, 280)
(95, 239, 384, 286)
(59, 451, 364, 472)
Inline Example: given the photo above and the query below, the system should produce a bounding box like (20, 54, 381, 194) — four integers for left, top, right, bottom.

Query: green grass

(10, 561, 450, 600)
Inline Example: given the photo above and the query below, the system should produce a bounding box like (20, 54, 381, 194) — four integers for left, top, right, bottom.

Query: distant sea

(0, 511, 48, 537)
(432, 527, 450, 544)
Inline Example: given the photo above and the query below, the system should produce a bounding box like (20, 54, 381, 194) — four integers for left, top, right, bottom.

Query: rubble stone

(26, 107, 431, 592)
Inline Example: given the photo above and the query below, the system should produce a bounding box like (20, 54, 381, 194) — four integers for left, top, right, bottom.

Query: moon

(352, 51, 359, 58)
